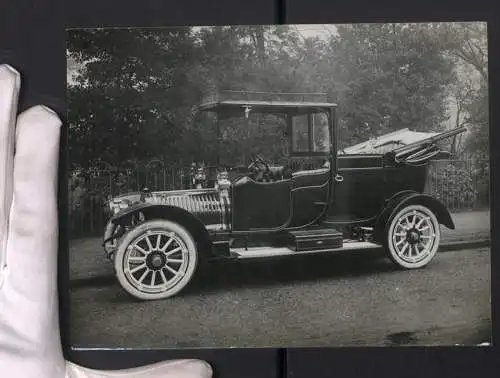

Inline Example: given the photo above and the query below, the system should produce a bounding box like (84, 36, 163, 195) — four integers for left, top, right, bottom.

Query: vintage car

(103, 91, 466, 300)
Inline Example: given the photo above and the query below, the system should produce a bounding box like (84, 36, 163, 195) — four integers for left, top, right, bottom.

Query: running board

(230, 241, 380, 259)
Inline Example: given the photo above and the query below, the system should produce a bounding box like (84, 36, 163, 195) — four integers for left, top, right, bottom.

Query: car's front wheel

(114, 219, 199, 300)
(386, 204, 441, 269)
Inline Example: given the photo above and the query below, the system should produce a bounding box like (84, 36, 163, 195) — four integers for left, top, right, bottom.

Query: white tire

(114, 219, 198, 300)
(386, 204, 441, 269)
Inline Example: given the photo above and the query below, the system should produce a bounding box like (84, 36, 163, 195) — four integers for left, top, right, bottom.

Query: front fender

(373, 192, 455, 242)
(109, 201, 150, 223)
(104, 203, 215, 258)
(102, 202, 151, 257)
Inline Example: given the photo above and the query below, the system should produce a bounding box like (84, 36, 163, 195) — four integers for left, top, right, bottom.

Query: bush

(428, 163, 478, 210)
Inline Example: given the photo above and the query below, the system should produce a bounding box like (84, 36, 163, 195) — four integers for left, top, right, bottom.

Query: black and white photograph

(67, 23, 491, 349)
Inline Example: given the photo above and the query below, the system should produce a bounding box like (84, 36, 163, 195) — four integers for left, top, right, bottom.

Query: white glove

(0, 64, 213, 378)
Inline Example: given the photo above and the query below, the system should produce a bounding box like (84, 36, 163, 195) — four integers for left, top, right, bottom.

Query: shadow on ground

(71, 246, 412, 299)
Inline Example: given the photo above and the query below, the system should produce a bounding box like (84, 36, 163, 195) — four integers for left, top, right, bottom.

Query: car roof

(197, 100, 337, 113)
(197, 91, 337, 114)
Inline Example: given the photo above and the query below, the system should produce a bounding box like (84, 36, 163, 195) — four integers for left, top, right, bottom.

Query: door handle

(335, 174, 344, 182)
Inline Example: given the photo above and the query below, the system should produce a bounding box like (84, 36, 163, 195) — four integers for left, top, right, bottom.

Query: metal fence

(425, 158, 490, 211)
(68, 158, 490, 239)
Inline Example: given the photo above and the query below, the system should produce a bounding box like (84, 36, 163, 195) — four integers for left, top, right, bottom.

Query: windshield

(218, 112, 288, 166)
(197, 108, 331, 168)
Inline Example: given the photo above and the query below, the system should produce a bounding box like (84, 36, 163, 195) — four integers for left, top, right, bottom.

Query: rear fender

(110, 204, 213, 258)
(373, 192, 455, 242)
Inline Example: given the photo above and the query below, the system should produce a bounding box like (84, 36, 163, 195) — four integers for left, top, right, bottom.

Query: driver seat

(256, 165, 292, 182)
(291, 160, 330, 178)
(291, 162, 330, 189)
(291, 167, 330, 178)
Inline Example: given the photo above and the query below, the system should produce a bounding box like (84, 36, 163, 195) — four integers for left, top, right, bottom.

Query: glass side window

(291, 112, 330, 155)
(291, 114, 310, 153)
(312, 113, 330, 153)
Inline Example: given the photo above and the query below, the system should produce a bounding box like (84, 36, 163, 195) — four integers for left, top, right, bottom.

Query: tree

(67, 28, 201, 169)
(438, 22, 488, 82)
(326, 23, 456, 148)
(449, 72, 475, 154)
(67, 23, 474, 170)
(437, 22, 488, 158)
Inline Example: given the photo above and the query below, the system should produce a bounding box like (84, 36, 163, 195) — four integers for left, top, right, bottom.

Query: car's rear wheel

(386, 204, 441, 269)
(114, 219, 198, 300)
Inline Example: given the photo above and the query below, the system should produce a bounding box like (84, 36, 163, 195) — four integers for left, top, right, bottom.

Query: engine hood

(108, 188, 230, 231)
(109, 188, 217, 210)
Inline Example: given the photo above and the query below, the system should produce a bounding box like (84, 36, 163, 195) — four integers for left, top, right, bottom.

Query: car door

(286, 111, 333, 228)
(327, 154, 387, 221)
(287, 167, 331, 227)
(231, 176, 293, 231)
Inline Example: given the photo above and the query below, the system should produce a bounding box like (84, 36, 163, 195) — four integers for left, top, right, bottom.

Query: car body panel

(231, 176, 292, 231)
(289, 168, 331, 227)
(109, 188, 228, 230)
(104, 154, 455, 256)
(328, 154, 428, 221)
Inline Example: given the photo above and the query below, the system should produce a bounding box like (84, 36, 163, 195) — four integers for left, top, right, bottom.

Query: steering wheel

(248, 153, 270, 173)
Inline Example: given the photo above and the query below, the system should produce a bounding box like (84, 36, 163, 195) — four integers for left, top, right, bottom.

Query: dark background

(0, 0, 498, 377)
